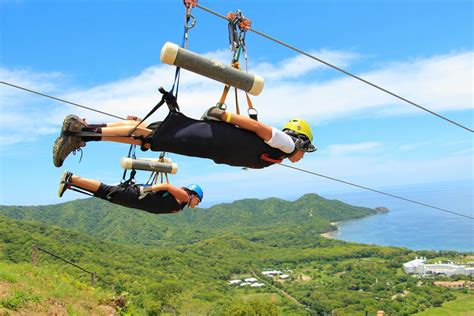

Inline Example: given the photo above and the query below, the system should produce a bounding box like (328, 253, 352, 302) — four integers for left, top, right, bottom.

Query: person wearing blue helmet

(57, 171, 202, 214)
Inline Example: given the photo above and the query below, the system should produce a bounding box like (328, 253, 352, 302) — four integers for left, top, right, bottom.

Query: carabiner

(185, 13, 197, 29)
(248, 108, 258, 121)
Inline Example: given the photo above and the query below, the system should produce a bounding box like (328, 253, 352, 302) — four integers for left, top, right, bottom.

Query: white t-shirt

(265, 127, 295, 154)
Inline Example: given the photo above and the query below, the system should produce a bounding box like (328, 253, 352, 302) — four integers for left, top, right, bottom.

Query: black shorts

(94, 183, 140, 205)
(147, 121, 161, 130)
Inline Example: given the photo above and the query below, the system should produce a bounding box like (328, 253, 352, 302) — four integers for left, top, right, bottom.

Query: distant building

(403, 257, 427, 274)
(262, 270, 282, 276)
(228, 280, 242, 285)
(240, 282, 251, 287)
(280, 274, 290, 280)
(403, 257, 474, 276)
(434, 281, 467, 288)
(250, 283, 265, 288)
(244, 277, 258, 283)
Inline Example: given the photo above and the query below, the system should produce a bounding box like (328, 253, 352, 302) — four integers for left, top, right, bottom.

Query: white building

(244, 277, 258, 283)
(403, 257, 427, 274)
(262, 270, 282, 276)
(403, 258, 474, 276)
(250, 283, 265, 288)
(280, 274, 290, 280)
(228, 280, 242, 285)
(240, 282, 251, 287)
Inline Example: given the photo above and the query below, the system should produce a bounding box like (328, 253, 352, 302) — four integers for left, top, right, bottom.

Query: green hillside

(414, 293, 474, 316)
(0, 261, 119, 315)
(0, 193, 468, 315)
(0, 193, 375, 246)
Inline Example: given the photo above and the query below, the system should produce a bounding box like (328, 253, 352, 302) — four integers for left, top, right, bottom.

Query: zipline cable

(0, 81, 126, 120)
(278, 163, 474, 220)
(1, 81, 471, 220)
(195, 3, 473, 134)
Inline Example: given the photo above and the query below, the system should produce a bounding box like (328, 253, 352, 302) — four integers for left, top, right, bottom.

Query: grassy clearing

(0, 261, 118, 315)
(414, 293, 474, 316)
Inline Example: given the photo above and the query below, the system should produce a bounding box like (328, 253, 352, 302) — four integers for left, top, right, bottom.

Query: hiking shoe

(201, 106, 225, 121)
(58, 171, 73, 197)
(61, 115, 87, 134)
(52, 134, 85, 167)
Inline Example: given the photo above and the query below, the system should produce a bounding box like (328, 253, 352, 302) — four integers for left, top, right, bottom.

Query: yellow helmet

(283, 119, 313, 141)
(282, 119, 316, 152)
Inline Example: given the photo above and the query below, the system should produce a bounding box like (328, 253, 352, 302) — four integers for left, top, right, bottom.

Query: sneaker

(53, 134, 85, 167)
(61, 115, 87, 135)
(58, 171, 73, 197)
(201, 106, 224, 121)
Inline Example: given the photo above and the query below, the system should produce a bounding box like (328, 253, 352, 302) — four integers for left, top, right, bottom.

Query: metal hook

(216, 103, 227, 110)
(185, 13, 197, 29)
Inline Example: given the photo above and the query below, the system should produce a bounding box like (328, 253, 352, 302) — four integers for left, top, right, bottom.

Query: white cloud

(253, 49, 361, 81)
(326, 142, 381, 156)
(0, 50, 472, 148)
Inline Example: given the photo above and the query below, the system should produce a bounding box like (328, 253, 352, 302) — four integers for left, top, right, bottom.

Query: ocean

(324, 181, 474, 252)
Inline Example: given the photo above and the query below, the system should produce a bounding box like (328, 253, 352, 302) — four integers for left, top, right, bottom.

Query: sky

(0, 0, 472, 213)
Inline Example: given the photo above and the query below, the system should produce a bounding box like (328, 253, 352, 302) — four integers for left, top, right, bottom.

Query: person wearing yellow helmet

(200, 107, 316, 163)
(53, 107, 316, 169)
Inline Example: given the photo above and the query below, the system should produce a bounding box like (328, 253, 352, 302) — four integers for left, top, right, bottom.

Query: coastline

(320, 211, 385, 240)
(320, 221, 341, 239)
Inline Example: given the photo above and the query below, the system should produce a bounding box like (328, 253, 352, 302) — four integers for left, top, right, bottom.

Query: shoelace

(72, 147, 83, 163)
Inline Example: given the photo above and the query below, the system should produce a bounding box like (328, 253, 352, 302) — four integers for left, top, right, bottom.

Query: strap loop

(260, 154, 284, 164)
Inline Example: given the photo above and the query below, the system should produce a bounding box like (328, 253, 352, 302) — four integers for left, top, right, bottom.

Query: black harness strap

(68, 185, 94, 197)
(128, 88, 179, 137)
(122, 144, 137, 184)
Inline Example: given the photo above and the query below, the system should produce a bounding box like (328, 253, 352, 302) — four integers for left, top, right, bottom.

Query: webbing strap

(68, 186, 94, 197)
(171, 2, 196, 99)
(234, 86, 240, 115)
(128, 88, 179, 138)
(122, 145, 137, 184)
(245, 92, 258, 121)
(260, 154, 284, 164)
(217, 85, 231, 106)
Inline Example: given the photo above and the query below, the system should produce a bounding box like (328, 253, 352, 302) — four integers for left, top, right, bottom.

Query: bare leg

(220, 111, 273, 141)
(105, 120, 150, 128)
(70, 175, 101, 192)
(98, 126, 152, 147)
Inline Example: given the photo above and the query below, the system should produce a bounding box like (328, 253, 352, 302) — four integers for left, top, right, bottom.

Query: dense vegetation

(0, 194, 374, 246)
(0, 195, 471, 315)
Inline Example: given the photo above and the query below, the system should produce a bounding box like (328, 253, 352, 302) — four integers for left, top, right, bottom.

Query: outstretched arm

(220, 111, 273, 141)
(144, 183, 189, 204)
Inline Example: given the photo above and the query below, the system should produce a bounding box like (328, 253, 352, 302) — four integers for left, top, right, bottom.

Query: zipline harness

(216, 9, 258, 121)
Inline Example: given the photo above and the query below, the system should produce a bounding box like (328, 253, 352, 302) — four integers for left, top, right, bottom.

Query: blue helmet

(186, 184, 203, 201)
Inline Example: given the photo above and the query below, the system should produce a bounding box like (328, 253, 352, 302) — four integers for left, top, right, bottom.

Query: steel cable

(1, 82, 471, 220)
(195, 3, 473, 133)
(278, 163, 473, 220)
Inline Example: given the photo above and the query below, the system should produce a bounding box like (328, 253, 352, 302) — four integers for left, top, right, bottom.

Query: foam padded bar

(160, 42, 264, 96)
(120, 158, 178, 174)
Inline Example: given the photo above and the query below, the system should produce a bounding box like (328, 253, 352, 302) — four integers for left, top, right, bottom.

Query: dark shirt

(147, 111, 289, 169)
(94, 183, 187, 214)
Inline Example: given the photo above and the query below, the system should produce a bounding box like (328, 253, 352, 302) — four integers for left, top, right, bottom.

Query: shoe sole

(58, 171, 70, 197)
(53, 136, 68, 167)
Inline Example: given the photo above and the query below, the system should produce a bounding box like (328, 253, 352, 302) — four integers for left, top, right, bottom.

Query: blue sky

(0, 0, 472, 210)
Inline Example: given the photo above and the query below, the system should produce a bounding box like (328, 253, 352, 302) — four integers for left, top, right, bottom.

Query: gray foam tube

(120, 158, 178, 174)
(160, 42, 264, 96)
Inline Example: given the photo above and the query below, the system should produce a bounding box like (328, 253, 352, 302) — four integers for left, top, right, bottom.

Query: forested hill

(0, 211, 461, 315)
(0, 193, 374, 246)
